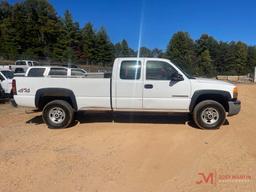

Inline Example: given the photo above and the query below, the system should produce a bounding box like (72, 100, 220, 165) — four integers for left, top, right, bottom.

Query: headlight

(233, 87, 238, 99)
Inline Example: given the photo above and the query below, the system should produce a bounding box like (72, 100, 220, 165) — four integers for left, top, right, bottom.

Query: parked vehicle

(0, 60, 39, 75)
(0, 69, 14, 97)
(0, 84, 5, 101)
(12, 58, 241, 129)
(24, 66, 88, 77)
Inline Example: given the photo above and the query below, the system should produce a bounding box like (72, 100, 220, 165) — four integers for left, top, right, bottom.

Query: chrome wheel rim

(49, 107, 65, 124)
(201, 107, 219, 125)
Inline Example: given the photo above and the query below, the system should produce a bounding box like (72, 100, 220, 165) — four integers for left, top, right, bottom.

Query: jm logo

(196, 172, 215, 185)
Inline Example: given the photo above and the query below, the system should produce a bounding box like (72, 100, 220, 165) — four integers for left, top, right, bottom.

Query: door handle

(144, 84, 153, 89)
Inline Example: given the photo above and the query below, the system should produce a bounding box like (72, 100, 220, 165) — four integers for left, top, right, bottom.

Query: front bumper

(228, 100, 241, 116)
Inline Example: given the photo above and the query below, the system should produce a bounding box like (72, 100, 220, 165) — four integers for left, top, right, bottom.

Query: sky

(10, 0, 256, 50)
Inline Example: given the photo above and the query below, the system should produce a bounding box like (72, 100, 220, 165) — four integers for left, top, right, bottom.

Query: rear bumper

(228, 100, 241, 116)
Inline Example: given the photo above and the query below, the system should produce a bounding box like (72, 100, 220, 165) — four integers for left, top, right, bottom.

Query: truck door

(143, 60, 191, 111)
(114, 59, 143, 110)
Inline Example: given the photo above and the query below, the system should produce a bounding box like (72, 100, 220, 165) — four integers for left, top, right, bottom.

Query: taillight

(12, 79, 17, 95)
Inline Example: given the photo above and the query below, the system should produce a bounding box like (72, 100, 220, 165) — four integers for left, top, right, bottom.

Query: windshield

(1, 70, 14, 79)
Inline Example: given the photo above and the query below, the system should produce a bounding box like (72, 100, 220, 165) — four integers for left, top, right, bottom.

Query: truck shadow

(26, 111, 229, 129)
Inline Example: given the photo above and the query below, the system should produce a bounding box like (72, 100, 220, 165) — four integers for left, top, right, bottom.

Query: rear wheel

(193, 100, 226, 129)
(42, 100, 74, 128)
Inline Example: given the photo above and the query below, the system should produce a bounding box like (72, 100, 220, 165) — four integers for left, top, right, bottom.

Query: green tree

(81, 22, 96, 64)
(151, 48, 163, 58)
(114, 39, 134, 57)
(247, 46, 256, 73)
(139, 47, 152, 57)
(225, 42, 248, 75)
(166, 32, 196, 74)
(195, 34, 217, 75)
(0, 1, 18, 58)
(94, 27, 114, 66)
(21, 0, 61, 58)
(61, 10, 82, 62)
(215, 41, 229, 74)
(196, 49, 214, 76)
(114, 42, 122, 57)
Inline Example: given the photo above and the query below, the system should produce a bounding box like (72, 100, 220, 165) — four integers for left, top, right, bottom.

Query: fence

(217, 74, 254, 83)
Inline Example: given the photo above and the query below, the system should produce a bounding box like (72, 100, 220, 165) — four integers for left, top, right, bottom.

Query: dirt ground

(0, 84, 256, 192)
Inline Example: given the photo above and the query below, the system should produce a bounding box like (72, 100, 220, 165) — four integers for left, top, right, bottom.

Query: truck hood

(193, 77, 235, 87)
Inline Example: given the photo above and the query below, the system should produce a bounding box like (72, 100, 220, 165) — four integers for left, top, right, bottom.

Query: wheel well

(192, 94, 229, 112)
(38, 96, 75, 111)
(35, 88, 77, 111)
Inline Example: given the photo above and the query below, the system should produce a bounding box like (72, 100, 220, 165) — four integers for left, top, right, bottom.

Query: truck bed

(14, 77, 111, 110)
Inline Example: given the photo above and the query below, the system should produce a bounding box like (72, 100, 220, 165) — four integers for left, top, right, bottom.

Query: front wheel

(193, 100, 226, 129)
(42, 100, 74, 129)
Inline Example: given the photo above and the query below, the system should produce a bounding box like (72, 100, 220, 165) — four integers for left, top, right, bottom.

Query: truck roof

(116, 57, 171, 62)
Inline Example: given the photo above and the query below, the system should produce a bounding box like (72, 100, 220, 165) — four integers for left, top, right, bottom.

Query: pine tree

(247, 46, 256, 73)
(166, 32, 196, 74)
(120, 40, 130, 56)
(114, 42, 122, 57)
(151, 48, 163, 58)
(114, 39, 134, 57)
(0, 1, 18, 58)
(196, 49, 214, 76)
(214, 41, 229, 74)
(139, 47, 152, 57)
(94, 27, 114, 66)
(195, 34, 217, 75)
(225, 42, 248, 75)
(62, 10, 81, 62)
(81, 22, 96, 64)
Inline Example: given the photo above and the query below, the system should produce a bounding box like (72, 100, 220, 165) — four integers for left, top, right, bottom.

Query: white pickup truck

(12, 58, 241, 129)
(0, 60, 39, 75)
(0, 69, 14, 97)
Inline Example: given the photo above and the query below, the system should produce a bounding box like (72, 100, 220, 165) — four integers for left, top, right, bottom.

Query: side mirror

(171, 73, 184, 82)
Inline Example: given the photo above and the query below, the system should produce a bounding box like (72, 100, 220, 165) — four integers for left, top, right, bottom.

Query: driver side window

(146, 61, 177, 80)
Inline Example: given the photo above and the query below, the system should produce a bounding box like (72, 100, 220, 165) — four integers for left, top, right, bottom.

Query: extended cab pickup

(12, 58, 241, 129)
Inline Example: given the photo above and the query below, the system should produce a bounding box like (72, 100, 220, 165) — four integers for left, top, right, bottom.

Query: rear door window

(120, 61, 141, 80)
(27, 68, 45, 77)
(71, 69, 86, 76)
(16, 61, 26, 65)
(14, 68, 25, 73)
(49, 68, 67, 76)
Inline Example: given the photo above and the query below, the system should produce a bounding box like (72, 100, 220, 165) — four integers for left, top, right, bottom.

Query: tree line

(0, 0, 256, 76)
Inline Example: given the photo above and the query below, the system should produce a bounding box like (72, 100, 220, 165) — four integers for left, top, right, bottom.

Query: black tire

(42, 100, 74, 129)
(192, 100, 226, 129)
